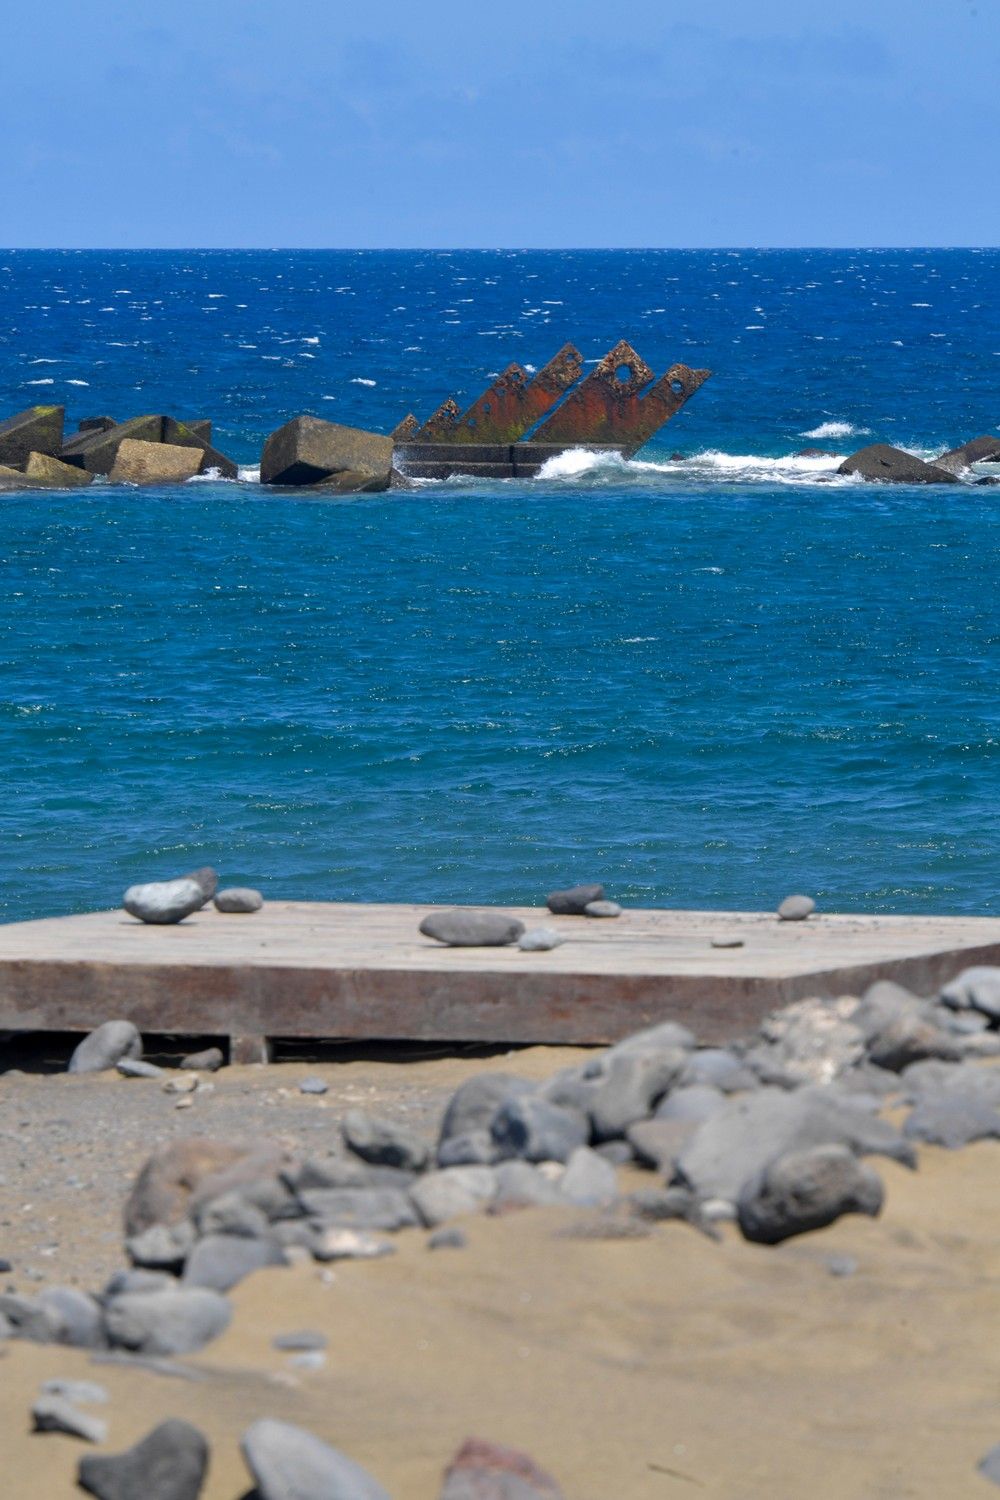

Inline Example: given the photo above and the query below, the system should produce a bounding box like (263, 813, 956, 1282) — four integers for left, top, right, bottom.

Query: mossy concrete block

(0, 405, 64, 465)
(109, 439, 202, 485)
(162, 417, 238, 479)
(0, 463, 43, 490)
(24, 452, 94, 488)
(62, 415, 164, 474)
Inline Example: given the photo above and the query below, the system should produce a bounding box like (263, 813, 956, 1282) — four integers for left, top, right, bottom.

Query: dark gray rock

(126, 1220, 196, 1272)
(438, 1073, 535, 1145)
(940, 966, 1000, 1020)
(184, 866, 218, 903)
(776, 893, 816, 921)
(675, 1087, 915, 1203)
(546, 883, 604, 915)
(440, 1436, 565, 1500)
(297, 1187, 419, 1232)
(410, 1166, 497, 1226)
(78, 416, 117, 433)
(518, 927, 565, 951)
(593, 1139, 635, 1165)
(679, 1048, 759, 1093)
(655, 1084, 726, 1125)
(737, 1143, 884, 1244)
(343, 1108, 429, 1172)
(103, 1288, 232, 1355)
(260, 415, 393, 489)
(116, 1058, 166, 1080)
(213, 887, 263, 913)
(587, 1051, 687, 1141)
(78, 1419, 209, 1500)
(628, 1184, 701, 1223)
(180, 1047, 224, 1072)
(437, 1129, 501, 1168)
(182, 1234, 286, 1292)
(68, 1020, 142, 1075)
(273, 1329, 328, 1351)
(491, 1096, 589, 1163)
(241, 1417, 391, 1499)
(904, 1093, 1000, 1148)
(0, 403, 64, 465)
(837, 443, 960, 484)
(293, 1156, 372, 1191)
(584, 900, 621, 918)
(193, 1191, 278, 1238)
(37, 1286, 104, 1348)
(102, 1269, 176, 1298)
(32, 1393, 107, 1443)
(558, 1146, 618, 1207)
(0, 1292, 61, 1342)
(866, 1014, 962, 1072)
(934, 434, 1000, 473)
(123, 878, 206, 925)
(419, 909, 524, 947)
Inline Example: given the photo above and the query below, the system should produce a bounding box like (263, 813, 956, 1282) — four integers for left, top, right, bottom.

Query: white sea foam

(799, 420, 866, 439)
(237, 465, 261, 483)
(25, 378, 54, 385)
(535, 446, 852, 488)
(67, 379, 89, 386)
(351, 378, 377, 387)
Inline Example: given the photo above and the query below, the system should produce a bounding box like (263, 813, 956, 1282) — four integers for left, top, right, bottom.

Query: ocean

(1, 248, 998, 923)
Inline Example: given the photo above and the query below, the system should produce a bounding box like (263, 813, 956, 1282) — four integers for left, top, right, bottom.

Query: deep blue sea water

(1, 249, 999, 923)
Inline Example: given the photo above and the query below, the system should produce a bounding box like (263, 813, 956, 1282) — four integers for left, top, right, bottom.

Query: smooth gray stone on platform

(78, 1419, 209, 1500)
(546, 882, 604, 915)
(583, 900, 621, 918)
(439, 1073, 536, 1143)
(213, 887, 263, 913)
(32, 1393, 107, 1443)
(940, 966, 1000, 1020)
(103, 1288, 232, 1355)
(241, 1417, 391, 1500)
(419, 908, 524, 946)
(116, 1058, 166, 1080)
(410, 1166, 497, 1226)
(518, 927, 566, 951)
(776, 894, 816, 921)
(737, 1143, 884, 1244)
(491, 1095, 589, 1163)
(297, 1187, 419, 1232)
(343, 1108, 429, 1172)
(558, 1146, 618, 1207)
(123, 878, 206, 926)
(38, 1285, 104, 1348)
(180, 1047, 224, 1072)
(69, 1021, 142, 1075)
(182, 1233, 286, 1292)
(185, 866, 218, 903)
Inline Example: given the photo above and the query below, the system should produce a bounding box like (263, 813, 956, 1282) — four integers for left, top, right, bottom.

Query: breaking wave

(534, 446, 853, 487)
(799, 420, 867, 439)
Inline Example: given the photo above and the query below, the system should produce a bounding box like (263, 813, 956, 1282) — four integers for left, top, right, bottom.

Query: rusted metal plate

(414, 399, 463, 443)
(528, 341, 711, 456)
(442, 344, 584, 444)
(390, 414, 420, 442)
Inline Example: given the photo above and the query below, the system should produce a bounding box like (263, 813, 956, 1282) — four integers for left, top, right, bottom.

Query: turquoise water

(1, 250, 999, 920)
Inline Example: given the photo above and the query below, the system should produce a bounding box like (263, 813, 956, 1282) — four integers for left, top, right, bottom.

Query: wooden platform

(1, 902, 999, 1059)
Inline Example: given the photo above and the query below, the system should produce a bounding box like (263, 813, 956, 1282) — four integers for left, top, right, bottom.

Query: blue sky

(1, 0, 997, 247)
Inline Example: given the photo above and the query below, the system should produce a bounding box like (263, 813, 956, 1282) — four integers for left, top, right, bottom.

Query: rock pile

(838, 433, 1000, 484)
(0, 406, 240, 490)
(121, 865, 263, 924)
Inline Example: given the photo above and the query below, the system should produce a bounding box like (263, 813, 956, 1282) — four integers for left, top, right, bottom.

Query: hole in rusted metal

(614, 364, 633, 385)
(670, 378, 685, 395)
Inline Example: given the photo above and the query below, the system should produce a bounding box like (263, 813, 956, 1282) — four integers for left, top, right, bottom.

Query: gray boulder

(78, 1419, 209, 1500)
(437, 1130, 501, 1168)
(934, 435, 1000, 473)
(241, 1417, 391, 1500)
(518, 927, 565, 951)
(109, 439, 201, 486)
(343, 1108, 429, 1172)
(37, 1286, 104, 1348)
(940, 966, 1000, 1020)
(587, 1051, 686, 1141)
(904, 1093, 1000, 1148)
(261, 415, 393, 489)
(103, 1269, 176, 1298)
(214, 887, 263, 913)
(626, 1117, 698, 1173)
(116, 1058, 165, 1080)
(419, 909, 524, 947)
(438, 1074, 535, 1145)
(182, 1233, 286, 1292)
(185, 866, 218, 903)
(0, 403, 64, 465)
(103, 1288, 232, 1355)
(126, 1219, 196, 1271)
(837, 443, 960, 484)
(737, 1143, 884, 1244)
(123, 877, 206, 925)
(410, 1166, 497, 1226)
(0, 1292, 62, 1342)
(655, 1084, 726, 1125)
(558, 1146, 618, 1207)
(297, 1187, 419, 1232)
(866, 1013, 962, 1072)
(675, 1087, 915, 1204)
(776, 893, 816, 920)
(599, 1021, 696, 1059)
(491, 1161, 562, 1212)
(180, 1047, 224, 1072)
(195, 1190, 271, 1239)
(32, 1394, 107, 1443)
(491, 1096, 588, 1162)
(546, 883, 604, 914)
(679, 1048, 758, 1093)
(69, 1020, 142, 1075)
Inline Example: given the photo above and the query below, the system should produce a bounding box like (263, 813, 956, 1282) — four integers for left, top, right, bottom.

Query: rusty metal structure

(393, 340, 710, 480)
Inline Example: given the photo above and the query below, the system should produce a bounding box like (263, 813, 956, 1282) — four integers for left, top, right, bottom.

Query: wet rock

(37, 1286, 104, 1348)
(109, 438, 202, 485)
(904, 1093, 1000, 1148)
(180, 1047, 224, 1072)
(440, 1437, 565, 1500)
(491, 1096, 589, 1162)
(125, 1138, 289, 1235)
(126, 1220, 196, 1272)
(679, 1048, 759, 1093)
(32, 1393, 107, 1443)
(261, 415, 393, 489)
(213, 887, 263, 913)
(78, 1419, 209, 1500)
(419, 909, 524, 947)
(558, 1145, 618, 1207)
(584, 900, 621, 918)
(411, 1166, 497, 1226)
(343, 1108, 430, 1172)
(837, 443, 960, 484)
(546, 883, 604, 915)
(24, 450, 93, 487)
(655, 1084, 726, 1125)
(69, 1020, 142, 1075)
(587, 1051, 687, 1141)
(123, 877, 206, 925)
(934, 434, 1000, 473)
(776, 894, 816, 921)
(737, 1143, 884, 1244)
(298, 1187, 419, 1232)
(310, 1227, 397, 1262)
(182, 1233, 286, 1292)
(518, 927, 565, 951)
(103, 1288, 232, 1355)
(0, 403, 64, 465)
(675, 1087, 915, 1204)
(439, 1074, 536, 1147)
(117, 1058, 166, 1080)
(940, 966, 1000, 1021)
(241, 1417, 391, 1499)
